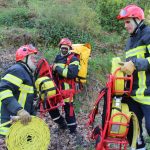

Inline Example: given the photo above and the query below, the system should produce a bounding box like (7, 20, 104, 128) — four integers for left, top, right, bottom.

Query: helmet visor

(117, 9, 129, 19)
(120, 9, 127, 17)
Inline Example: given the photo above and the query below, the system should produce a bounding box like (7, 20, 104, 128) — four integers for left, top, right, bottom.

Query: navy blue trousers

(49, 102, 77, 133)
(122, 96, 150, 149)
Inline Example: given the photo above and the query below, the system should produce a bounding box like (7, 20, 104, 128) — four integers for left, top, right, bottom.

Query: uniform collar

(17, 61, 33, 75)
(130, 23, 146, 37)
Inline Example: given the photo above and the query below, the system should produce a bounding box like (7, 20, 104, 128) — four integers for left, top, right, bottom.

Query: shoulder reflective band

(126, 46, 146, 58)
(2, 74, 23, 87)
(0, 90, 13, 101)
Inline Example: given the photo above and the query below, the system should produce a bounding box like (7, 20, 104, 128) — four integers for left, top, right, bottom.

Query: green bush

(29, 0, 100, 35)
(36, 20, 94, 47)
(0, 7, 35, 28)
(89, 52, 115, 84)
(95, 0, 150, 33)
(29, 0, 99, 47)
(41, 46, 59, 64)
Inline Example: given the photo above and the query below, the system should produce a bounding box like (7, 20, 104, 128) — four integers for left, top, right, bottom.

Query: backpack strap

(34, 59, 45, 79)
(66, 53, 84, 92)
(66, 53, 74, 66)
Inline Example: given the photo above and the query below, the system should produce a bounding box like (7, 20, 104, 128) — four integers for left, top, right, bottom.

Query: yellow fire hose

(5, 116, 50, 150)
(111, 57, 124, 95)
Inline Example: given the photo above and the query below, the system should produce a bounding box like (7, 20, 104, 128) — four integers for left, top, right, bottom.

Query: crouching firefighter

(0, 44, 38, 136)
(49, 38, 80, 133)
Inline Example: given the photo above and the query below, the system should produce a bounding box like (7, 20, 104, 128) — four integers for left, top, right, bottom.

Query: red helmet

(58, 38, 72, 48)
(117, 4, 144, 20)
(16, 44, 38, 62)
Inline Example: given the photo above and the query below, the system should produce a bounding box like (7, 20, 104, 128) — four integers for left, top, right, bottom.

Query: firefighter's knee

(49, 108, 60, 119)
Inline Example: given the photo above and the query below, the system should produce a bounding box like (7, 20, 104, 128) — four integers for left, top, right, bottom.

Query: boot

(69, 123, 77, 134)
(55, 116, 68, 130)
(58, 120, 68, 130)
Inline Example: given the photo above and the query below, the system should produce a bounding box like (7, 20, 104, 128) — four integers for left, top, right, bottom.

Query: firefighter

(0, 44, 38, 136)
(117, 4, 150, 150)
(49, 38, 80, 133)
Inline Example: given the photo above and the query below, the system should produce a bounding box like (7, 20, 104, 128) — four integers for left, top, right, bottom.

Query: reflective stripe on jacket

(125, 24, 150, 104)
(0, 63, 35, 135)
(54, 53, 80, 79)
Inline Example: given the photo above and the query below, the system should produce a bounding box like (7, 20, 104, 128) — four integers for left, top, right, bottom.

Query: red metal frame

(88, 68, 133, 150)
(108, 112, 130, 138)
(36, 58, 80, 117)
(112, 67, 133, 96)
(36, 59, 64, 116)
(58, 79, 76, 100)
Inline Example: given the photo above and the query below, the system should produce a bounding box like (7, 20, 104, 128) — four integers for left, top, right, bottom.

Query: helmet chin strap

(25, 55, 28, 64)
(19, 56, 33, 73)
(131, 18, 144, 35)
(61, 51, 71, 57)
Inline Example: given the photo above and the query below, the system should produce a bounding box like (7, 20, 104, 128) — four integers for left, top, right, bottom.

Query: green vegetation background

(0, 0, 150, 82)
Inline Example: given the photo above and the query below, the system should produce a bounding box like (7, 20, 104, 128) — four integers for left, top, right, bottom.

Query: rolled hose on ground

(6, 116, 50, 150)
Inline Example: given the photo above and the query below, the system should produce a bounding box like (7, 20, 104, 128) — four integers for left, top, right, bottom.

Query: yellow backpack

(35, 76, 56, 100)
(71, 43, 91, 83)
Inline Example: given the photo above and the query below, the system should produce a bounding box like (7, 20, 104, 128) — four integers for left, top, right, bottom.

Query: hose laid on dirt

(6, 116, 50, 150)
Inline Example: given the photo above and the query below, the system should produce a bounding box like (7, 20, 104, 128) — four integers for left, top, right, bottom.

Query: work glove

(17, 109, 31, 125)
(119, 60, 136, 75)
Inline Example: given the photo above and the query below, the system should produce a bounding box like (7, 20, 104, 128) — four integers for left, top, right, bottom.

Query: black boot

(49, 109, 68, 130)
(58, 116, 68, 130)
(54, 116, 67, 130)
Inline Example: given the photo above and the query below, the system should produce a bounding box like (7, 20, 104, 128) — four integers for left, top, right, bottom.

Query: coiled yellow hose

(6, 116, 50, 150)
(111, 57, 124, 95)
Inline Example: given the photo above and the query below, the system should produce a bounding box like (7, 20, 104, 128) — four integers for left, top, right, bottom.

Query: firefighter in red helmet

(0, 44, 38, 136)
(117, 4, 150, 150)
(49, 38, 80, 134)
(58, 38, 73, 56)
